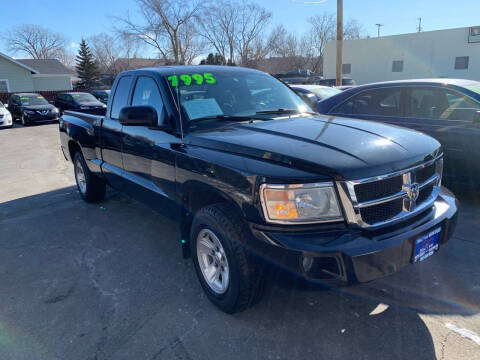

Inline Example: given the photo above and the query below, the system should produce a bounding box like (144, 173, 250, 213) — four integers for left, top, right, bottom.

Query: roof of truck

(123, 65, 264, 75)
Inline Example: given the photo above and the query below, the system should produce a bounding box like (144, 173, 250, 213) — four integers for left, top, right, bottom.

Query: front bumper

(248, 187, 458, 284)
(23, 112, 59, 123)
(0, 117, 13, 127)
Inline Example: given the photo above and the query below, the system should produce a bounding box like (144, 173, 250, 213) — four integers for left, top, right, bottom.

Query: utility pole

(375, 24, 384, 38)
(336, 0, 343, 87)
(417, 17, 423, 32)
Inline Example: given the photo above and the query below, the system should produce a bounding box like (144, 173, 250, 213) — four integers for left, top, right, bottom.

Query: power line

(375, 24, 384, 38)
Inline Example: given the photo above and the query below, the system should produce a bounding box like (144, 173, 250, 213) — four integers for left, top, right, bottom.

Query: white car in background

(290, 85, 342, 109)
(0, 101, 13, 128)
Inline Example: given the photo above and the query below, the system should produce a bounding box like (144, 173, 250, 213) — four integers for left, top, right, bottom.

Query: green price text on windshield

(168, 73, 217, 87)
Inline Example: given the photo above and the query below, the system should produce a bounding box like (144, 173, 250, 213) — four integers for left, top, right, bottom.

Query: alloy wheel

(196, 228, 230, 294)
(75, 160, 87, 195)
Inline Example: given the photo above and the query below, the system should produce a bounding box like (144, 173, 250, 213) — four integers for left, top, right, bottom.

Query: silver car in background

(0, 101, 13, 128)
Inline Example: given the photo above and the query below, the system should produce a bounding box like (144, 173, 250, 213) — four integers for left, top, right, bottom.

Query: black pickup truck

(59, 66, 458, 313)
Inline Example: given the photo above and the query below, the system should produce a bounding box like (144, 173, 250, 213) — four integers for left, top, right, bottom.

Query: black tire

(73, 151, 106, 203)
(191, 203, 264, 313)
(21, 114, 28, 126)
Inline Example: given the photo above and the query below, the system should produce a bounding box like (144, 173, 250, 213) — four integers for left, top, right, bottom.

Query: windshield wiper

(256, 108, 317, 115)
(189, 115, 252, 123)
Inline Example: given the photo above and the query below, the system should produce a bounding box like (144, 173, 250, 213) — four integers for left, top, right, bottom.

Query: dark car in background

(291, 85, 342, 108)
(91, 89, 111, 104)
(317, 79, 480, 190)
(55, 92, 107, 115)
(8, 93, 60, 126)
(274, 69, 322, 85)
(314, 78, 356, 87)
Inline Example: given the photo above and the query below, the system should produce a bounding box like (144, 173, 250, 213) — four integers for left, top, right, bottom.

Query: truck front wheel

(73, 152, 106, 203)
(191, 203, 264, 313)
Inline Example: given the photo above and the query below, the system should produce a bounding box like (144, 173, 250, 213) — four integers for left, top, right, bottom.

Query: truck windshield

(164, 70, 311, 123)
(20, 95, 49, 106)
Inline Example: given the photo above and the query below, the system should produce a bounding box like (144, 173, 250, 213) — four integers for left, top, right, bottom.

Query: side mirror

(119, 105, 157, 126)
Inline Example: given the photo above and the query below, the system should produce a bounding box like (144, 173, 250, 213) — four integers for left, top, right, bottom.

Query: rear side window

(332, 87, 403, 117)
(131, 76, 165, 125)
(111, 76, 133, 119)
(406, 86, 480, 121)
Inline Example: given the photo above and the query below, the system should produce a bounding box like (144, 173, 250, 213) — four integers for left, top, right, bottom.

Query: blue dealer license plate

(413, 228, 441, 263)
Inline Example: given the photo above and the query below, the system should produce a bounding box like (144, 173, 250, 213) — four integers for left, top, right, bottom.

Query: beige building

(0, 53, 74, 93)
(324, 26, 480, 85)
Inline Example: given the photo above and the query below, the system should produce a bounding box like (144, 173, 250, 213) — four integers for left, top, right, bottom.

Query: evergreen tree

(200, 53, 227, 65)
(75, 39, 100, 88)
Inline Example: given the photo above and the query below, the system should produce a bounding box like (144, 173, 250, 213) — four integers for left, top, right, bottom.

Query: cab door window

(131, 76, 165, 125)
(110, 76, 133, 119)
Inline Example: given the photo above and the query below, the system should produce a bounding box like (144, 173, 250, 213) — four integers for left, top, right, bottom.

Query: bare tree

(89, 33, 121, 74)
(344, 19, 364, 40)
(306, 13, 364, 73)
(2, 24, 67, 59)
(199, 1, 237, 65)
(56, 49, 76, 69)
(268, 25, 311, 68)
(235, 1, 272, 66)
(116, 0, 204, 64)
(89, 32, 145, 81)
(308, 13, 336, 61)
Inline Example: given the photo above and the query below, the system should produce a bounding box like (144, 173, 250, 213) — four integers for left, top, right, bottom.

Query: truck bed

(63, 110, 104, 126)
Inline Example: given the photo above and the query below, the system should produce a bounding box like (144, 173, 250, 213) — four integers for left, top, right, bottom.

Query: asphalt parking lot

(0, 123, 479, 360)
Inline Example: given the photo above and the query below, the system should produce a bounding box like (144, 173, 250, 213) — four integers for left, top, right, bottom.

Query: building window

(342, 63, 351, 74)
(454, 56, 469, 70)
(392, 60, 404, 72)
(0, 79, 10, 93)
(469, 26, 480, 43)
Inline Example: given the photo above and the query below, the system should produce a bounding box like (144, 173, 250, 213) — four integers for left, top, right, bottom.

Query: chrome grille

(337, 157, 443, 228)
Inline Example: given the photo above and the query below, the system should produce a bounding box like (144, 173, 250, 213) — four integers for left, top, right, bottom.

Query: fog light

(302, 256, 314, 272)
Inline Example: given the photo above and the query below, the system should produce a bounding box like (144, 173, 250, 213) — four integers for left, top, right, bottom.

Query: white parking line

(445, 323, 480, 346)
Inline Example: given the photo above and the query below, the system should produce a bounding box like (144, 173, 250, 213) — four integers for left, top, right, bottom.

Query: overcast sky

(0, 0, 477, 57)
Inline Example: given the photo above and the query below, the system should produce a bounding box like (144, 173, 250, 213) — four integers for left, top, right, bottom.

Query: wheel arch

(68, 140, 82, 162)
(179, 181, 245, 259)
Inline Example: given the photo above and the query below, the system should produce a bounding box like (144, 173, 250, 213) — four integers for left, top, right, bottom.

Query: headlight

(260, 182, 343, 224)
(52, 107, 59, 113)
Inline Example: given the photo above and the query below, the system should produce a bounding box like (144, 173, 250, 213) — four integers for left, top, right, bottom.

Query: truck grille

(360, 198, 403, 224)
(338, 158, 443, 228)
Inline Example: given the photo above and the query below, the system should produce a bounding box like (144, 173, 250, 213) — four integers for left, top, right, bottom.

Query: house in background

(323, 26, 480, 85)
(0, 52, 75, 93)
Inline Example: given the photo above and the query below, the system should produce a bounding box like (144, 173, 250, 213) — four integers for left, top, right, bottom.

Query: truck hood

(188, 115, 442, 180)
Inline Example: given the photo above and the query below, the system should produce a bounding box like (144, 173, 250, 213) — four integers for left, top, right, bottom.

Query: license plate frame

(413, 227, 441, 263)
